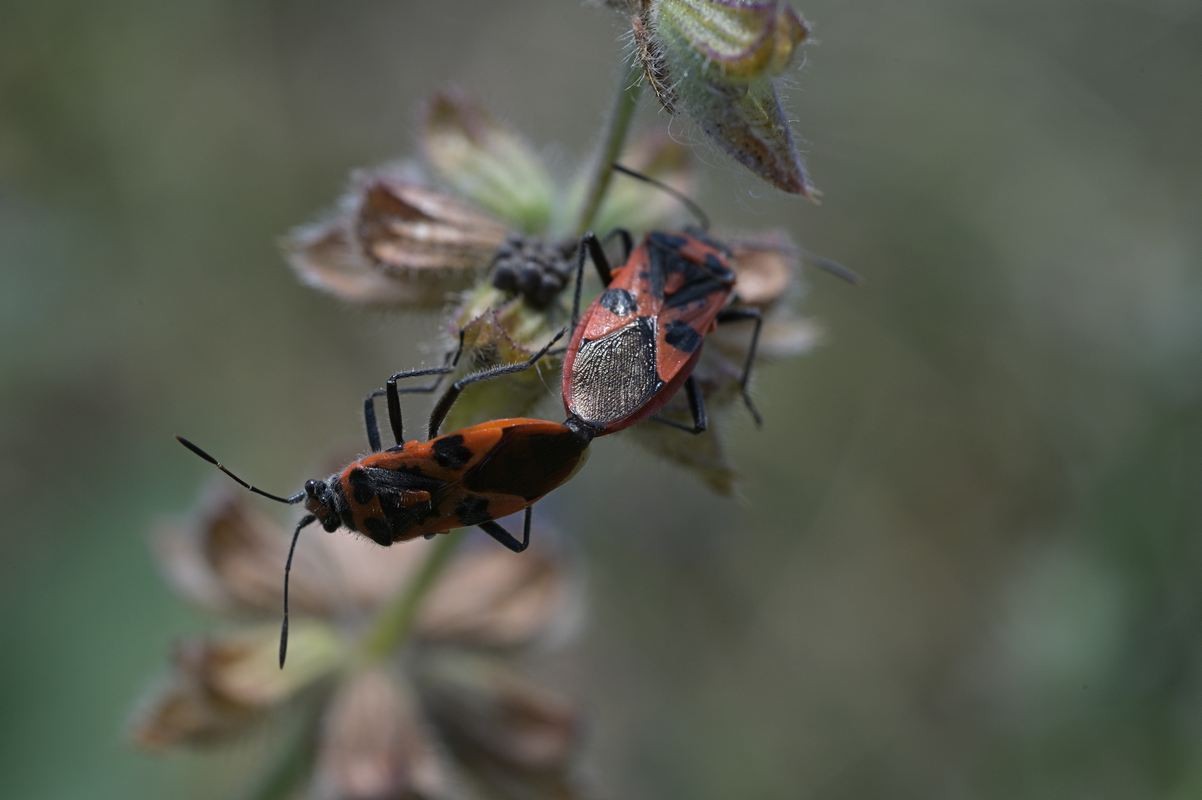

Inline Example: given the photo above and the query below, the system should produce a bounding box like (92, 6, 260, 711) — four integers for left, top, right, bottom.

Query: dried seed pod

(419, 541, 573, 650)
(153, 486, 335, 616)
(285, 216, 438, 307)
(131, 625, 340, 749)
(354, 176, 509, 276)
(416, 653, 582, 792)
(313, 669, 449, 800)
(285, 170, 507, 308)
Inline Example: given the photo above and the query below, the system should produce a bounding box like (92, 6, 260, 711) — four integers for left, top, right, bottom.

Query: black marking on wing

(361, 467, 442, 492)
(455, 494, 491, 525)
(333, 481, 356, 531)
(348, 468, 373, 505)
(433, 434, 473, 470)
(665, 320, 702, 353)
(704, 252, 736, 281)
(363, 516, 392, 545)
(664, 268, 727, 309)
(645, 245, 668, 300)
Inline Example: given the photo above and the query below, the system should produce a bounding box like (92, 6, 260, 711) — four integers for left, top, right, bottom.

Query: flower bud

(633, 0, 816, 195)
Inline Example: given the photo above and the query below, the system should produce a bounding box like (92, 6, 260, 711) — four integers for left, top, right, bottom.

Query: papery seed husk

(354, 178, 508, 276)
(129, 674, 259, 750)
(729, 234, 799, 309)
(314, 669, 450, 800)
(416, 655, 580, 776)
(153, 486, 331, 617)
(418, 544, 567, 649)
(285, 217, 460, 308)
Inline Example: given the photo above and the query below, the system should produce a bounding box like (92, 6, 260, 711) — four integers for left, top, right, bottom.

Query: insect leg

(427, 327, 566, 438)
(365, 367, 452, 449)
(601, 228, 633, 264)
(570, 232, 617, 332)
(715, 307, 764, 427)
(363, 331, 468, 449)
(650, 375, 708, 434)
(477, 507, 532, 553)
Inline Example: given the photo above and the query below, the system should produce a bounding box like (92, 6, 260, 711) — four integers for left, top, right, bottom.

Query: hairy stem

(574, 62, 643, 235)
(357, 532, 465, 661)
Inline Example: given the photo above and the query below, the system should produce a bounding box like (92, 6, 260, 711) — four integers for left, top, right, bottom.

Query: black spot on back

(455, 494, 491, 525)
(362, 467, 441, 493)
(645, 245, 668, 299)
(348, 468, 374, 505)
(433, 434, 473, 470)
(665, 319, 703, 353)
(599, 288, 637, 317)
(364, 516, 392, 546)
(664, 269, 726, 309)
(333, 481, 355, 531)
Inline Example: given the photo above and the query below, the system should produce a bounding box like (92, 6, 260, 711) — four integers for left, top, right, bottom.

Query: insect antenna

(612, 162, 711, 231)
(175, 435, 304, 505)
(279, 514, 317, 668)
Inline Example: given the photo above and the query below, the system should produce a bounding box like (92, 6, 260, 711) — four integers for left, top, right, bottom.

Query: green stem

(574, 62, 643, 235)
(357, 532, 464, 661)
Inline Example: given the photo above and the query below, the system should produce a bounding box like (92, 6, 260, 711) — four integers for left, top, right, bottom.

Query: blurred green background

(2, 1, 1200, 797)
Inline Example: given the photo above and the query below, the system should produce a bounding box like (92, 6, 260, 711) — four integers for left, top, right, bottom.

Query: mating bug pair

(181, 167, 770, 665)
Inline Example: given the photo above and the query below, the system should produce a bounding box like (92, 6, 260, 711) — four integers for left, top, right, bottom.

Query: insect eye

(304, 479, 321, 496)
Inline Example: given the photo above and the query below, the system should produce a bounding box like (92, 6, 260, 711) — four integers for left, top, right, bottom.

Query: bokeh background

(3, 1, 1201, 797)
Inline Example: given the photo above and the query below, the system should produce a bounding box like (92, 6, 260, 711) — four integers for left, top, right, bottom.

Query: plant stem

(574, 62, 643, 235)
(357, 531, 464, 661)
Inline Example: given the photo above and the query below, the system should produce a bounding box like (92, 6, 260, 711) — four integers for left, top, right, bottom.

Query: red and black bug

(561, 165, 765, 438)
(178, 329, 593, 665)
